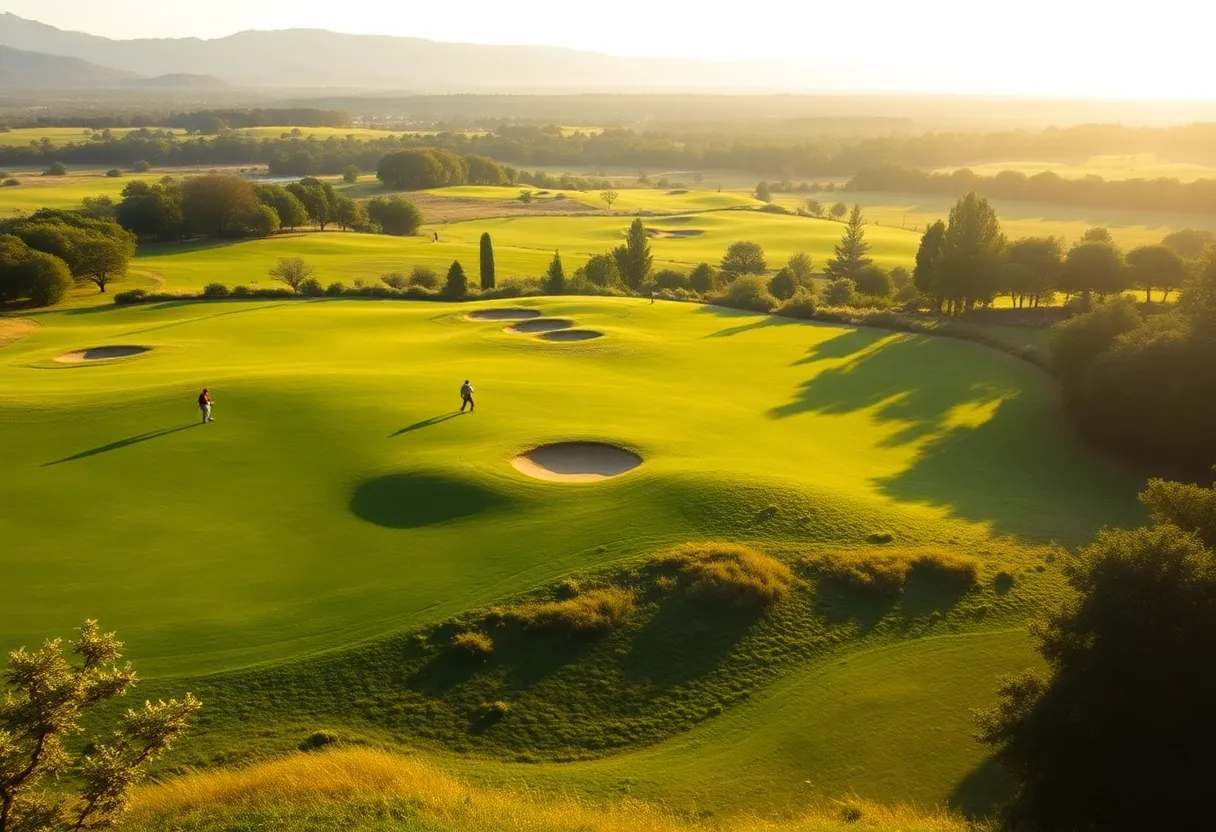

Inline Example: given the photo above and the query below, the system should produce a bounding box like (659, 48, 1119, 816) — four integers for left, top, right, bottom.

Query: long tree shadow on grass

(43, 424, 197, 466)
(791, 327, 884, 365)
(768, 332, 1144, 541)
(119, 302, 291, 337)
(949, 754, 1016, 819)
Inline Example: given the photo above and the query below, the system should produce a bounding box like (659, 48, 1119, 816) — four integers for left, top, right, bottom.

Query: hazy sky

(6, 0, 1214, 98)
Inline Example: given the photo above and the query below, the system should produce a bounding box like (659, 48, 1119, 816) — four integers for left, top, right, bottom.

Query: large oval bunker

(511, 442, 642, 482)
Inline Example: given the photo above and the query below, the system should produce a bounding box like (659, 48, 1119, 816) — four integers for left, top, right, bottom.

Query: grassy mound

(805, 549, 982, 597)
(117, 747, 967, 832)
(658, 542, 792, 608)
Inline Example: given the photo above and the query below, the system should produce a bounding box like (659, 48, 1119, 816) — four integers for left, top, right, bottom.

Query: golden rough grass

(451, 630, 494, 654)
(661, 543, 794, 608)
(120, 747, 971, 832)
(804, 549, 982, 596)
(0, 318, 37, 348)
(512, 587, 637, 634)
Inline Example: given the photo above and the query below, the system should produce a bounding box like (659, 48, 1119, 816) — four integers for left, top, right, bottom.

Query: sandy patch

(511, 442, 642, 482)
(506, 318, 574, 334)
(467, 308, 541, 321)
(0, 319, 37, 348)
(540, 329, 603, 342)
(55, 345, 150, 363)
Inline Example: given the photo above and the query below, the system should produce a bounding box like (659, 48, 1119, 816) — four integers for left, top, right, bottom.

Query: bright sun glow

(8, 0, 1215, 99)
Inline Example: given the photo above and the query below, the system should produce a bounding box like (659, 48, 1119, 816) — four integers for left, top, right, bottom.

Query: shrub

(477, 700, 511, 720)
(768, 267, 799, 300)
(44, 161, 67, 176)
(823, 278, 858, 306)
(325, 281, 346, 297)
(806, 549, 981, 597)
(298, 731, 339, 751)
(113, 288, 148, 304)
(713, 275, 777, 313)
(659, 543, 792, 609)
(512, 587, 635, 634)
(2, 178, 17, 187)
(202, 282, 229, 298)
(132, 160, 151, 172)
(105, 168, 123, 178)
(652, 269, 687, 290)
(688, 262, 717, 293)
(776, 291, 818, 320)
(230, 284, 252, 297)
(299, 278, 325, 297)
(451, 631, 493, 655)
(380, 272, 408, 291)
(409, 266, 441, 289)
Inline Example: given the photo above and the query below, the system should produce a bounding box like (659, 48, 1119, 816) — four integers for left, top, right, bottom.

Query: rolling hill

(0, 43, 138, 87)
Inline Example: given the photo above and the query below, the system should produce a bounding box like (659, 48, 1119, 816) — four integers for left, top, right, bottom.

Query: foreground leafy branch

(0, 621, 200, 832)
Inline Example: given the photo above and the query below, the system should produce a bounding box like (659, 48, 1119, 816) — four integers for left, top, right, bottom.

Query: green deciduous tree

(935, 192, 1005, 313)
(823, 205, 872, 281)
(785, 252, 814, 286)
(342, 165, 360, 184)
(612, 219, 653, 292)
(253, 184, 307, 231)
(180, 174, 258, 236)
(0, 236, 72, 308)
(479, 233, 495, 290)
(0, 620, 200, 832)
(767, 267, 798, 300)
(581, 253, 620, 288)
(1082, 226, 1113, 243)
(267, 257, 315, 293)
(331, 196, 367, 232)
(823, 278, 858, 307)
(116, 181, 184, 241)
(688, 262, 717, 294)
(600, 190, 619, 209)
(365, 196, 422, 236)
(974, 478, 1216, 831)
(755, 181, 772, 202)
(465, 155, 507, 186)
(830, 202, 847, 218)
(1161, 228, 1215, 261)
(1062, 241, 1129, 300)
(720, 241, 767, 279)
(286, 179, 337, 230)
(1126, 244, 1187, 302)
(854, 264, 893, 298)
(1005, 236, 1063, 308)
(805, 199, 824, 217)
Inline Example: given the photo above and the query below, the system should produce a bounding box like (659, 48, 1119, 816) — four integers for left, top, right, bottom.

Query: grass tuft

(452, 631, 494, 655)
(511, 587, 636, 634)
(659, 543, 793, 609)
(805, 549, 981, 597)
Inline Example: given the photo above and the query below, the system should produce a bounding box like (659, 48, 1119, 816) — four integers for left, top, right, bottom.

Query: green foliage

(720, 241, 767, 279)
(1082, 226, 1113, 243)
(444, 260, 469, 298)
(1061, 240, 1129, 298)
(936, 192, 1005, 313)
(342, 165, 360, 184)
(714, 275, 777, 312)
(599, 190, 619, 209)
(775, 290, 818, 320)
(975, 486, 1216, 830)
(687, 262, 717, 293)
(331, 196, 367, 232)
(1049, 297, 1141, 385)
(409, 266, 440, 289)
(508, 587, 636, 635)
(805, 549, 981, 597)
(299, 278, 325, 298)
(181, 174, 259, 236)
(755, 181, 772, 202)
(202, 282, 229, 299)
(767, 267, 798, 300)
(465, 155, 508, 186)
(1005, 236, 1063, 307)
(854, 264, 894, 298)
(912, 220, 946, 305)
(241, 204, 280, 238)
(652, 269, 687, 291)
(2, 212, 135, 293)
(612, 219, 652, 292)
(117, 180, 185, 241)
(823, 277, 858, 307)
(0, 620, 200, 832)
(451, 631, 493, 656)
(286, 178, 337, 230)
(580, 252, 619, 288)
(786, 251, 814, 284)
(267, 257, 316, 294)
(830, 202, 847, 218)
(1126, 243, 1186, 302)
(376, 149, 467, 190)
(824, 205, 872, 280)
(478, 232, 495, 290)
(0, 235, 72, 307)
(131, 160, 151, 173)
(44, 162, 67, 177)
(658, 543, 792, 609)
(543, 251, 566, 294)
(365, 196, 422, 236)
(379, 272, 408, 291)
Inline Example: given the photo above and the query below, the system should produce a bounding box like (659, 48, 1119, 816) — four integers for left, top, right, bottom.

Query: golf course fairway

(0, 295, 1145, 811)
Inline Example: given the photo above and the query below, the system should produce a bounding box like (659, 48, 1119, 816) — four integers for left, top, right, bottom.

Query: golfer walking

(460, 380, 475, 412)
(198, 388, 214, 423)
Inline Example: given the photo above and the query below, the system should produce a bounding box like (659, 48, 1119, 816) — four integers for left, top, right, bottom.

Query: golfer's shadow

(389, 412, 464, 437)
(43, 424, 197, 466)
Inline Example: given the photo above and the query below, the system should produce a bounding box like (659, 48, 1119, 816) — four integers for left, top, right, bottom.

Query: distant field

(0, 126, 185, 147)
(426, 184, 761, 213)
(935, 153, 1216, 183)
(0, 172, 162, 215)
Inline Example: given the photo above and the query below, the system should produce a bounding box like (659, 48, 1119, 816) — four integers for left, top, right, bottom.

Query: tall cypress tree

(823, 204, 873, 280)
(479, 232, 495, 290)
(913, 219, 947, 311)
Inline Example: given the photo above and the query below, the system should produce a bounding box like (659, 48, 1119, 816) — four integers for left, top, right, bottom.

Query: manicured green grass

(0, 172, 162, 216)
(429, 185, 760, 213)
(934, 153, 1216, 183)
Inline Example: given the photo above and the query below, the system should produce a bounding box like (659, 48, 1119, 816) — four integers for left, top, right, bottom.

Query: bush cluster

(805, 549, 981, 597)
(509, 587, 636, 635)
(451, 631, 494, 655)
(657, 543, 793, 609)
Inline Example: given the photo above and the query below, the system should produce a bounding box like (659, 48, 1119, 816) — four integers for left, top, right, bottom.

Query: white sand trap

(512, 442, 642, 482)
(540, 329, 603, 342)
(467, 308, 541, 321)
(506, 318, 574, 334)
(55, 345, 150, 363)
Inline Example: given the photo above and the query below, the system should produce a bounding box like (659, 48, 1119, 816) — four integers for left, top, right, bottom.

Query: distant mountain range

(0, 42, 230, 90)
(0, 12, 822, 92)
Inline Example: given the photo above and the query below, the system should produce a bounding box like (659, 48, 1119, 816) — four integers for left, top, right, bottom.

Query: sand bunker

(646, 229, 704, 239)
(511, 442, 642, 482)
(540, 329, 603, 342)
(467, 308, 541, 321)
(506, 318, 574, 334)
(55, 345, 150, 363)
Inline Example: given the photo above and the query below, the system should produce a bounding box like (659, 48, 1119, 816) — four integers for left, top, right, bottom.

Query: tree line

(910, 193, 1206, 313)
(0, 210, 135, 305)
(12, 118, 1216, 185)
(849, 163, 1216, 216)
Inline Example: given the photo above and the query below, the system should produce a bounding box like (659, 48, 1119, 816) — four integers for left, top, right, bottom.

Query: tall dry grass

(120, 747, 972, 832)
(660, 543, 793, 608)
(804, 549, 982, 596)
(510, 587, 637, 634)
